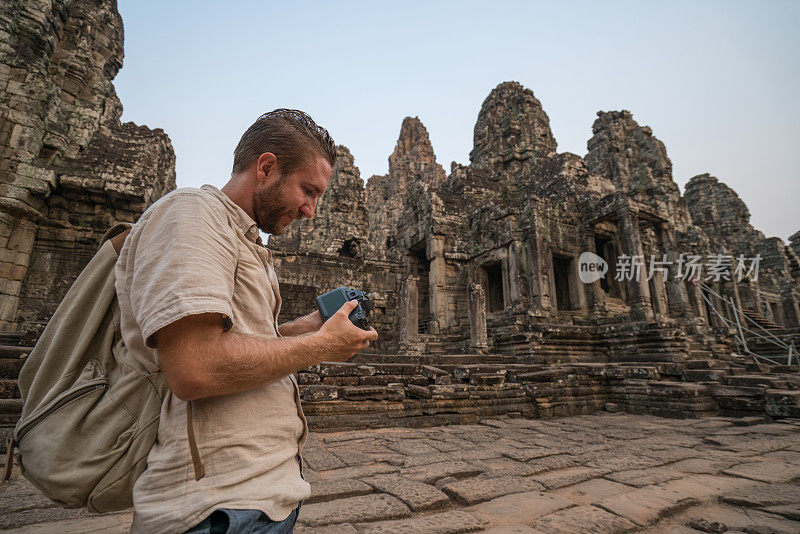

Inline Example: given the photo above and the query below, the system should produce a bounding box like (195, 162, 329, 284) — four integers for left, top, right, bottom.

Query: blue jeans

(184, 503, 301, 534)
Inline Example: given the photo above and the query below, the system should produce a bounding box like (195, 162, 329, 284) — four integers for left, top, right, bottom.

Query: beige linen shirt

(115, 185, 310, 534)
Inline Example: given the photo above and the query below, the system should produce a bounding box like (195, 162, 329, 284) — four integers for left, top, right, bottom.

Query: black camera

(316, 287, 372, 330)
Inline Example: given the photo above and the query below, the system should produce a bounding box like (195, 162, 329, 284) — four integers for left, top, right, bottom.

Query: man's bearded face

(252, 173, 295, 235)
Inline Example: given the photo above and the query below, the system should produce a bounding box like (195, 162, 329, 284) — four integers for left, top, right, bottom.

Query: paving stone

(762, 504, 800, 521)
(316, 462, 398, 480)
(721, 483, 800, 507)
(385, 439, 441, 456)
(403, 447, 502, 467)
(294, 524, 358, 534)
(466, 491, 575, 527)
(659, 474, 762, 501)
(400, 460, 485, 484)
(526, 454, 578, 473)
(297, 494, 410, 527)
(435, 476, 459, 490)
(585, 447, 697, 471)
(685, 517, 728, 533)
(727, 436, 799, 455)
(0, 477, 57, 515)
(425, 439, 466, 452)
(669, 457, 738, 475)
(0, 508, 92, 530)
(0, 512, 132, 533)
(354, 510, 485, 534)
(593, 485, 698, 526)
(303, 447, 347, 470)
(723, 461, 800, 483)
(759, 450, 800, 465)
(362, 474, 450, 512)
(498, 445, 560, 462)
(532, 505, 637, 533)
(661, 503, 800, 534)
(478, 457, 541, 477)
(553, 478, 633, 506)
(306, 478, 373, 504)
(605, 466, 683, 487)
(442, 476, 545, 505)
(532, 467, 609, 489)
(480, 526, 546, 534)
(322, 430, 390, 443)
(330, 448, 373, 466)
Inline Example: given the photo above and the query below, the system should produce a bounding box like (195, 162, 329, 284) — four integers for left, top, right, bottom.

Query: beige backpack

(9, 224, 203, 513)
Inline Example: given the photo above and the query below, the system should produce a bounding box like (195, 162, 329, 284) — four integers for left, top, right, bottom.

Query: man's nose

(300, 199, 316, 219)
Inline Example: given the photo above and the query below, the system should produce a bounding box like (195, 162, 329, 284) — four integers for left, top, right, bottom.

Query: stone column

(649, 267, 668, 320)
(617, 208, 654, 322)
(427, 236, 448, 334)
(468, 283, 488, 350)
(507, 241, 522, 306)
(0, 215, 38, 331)
(656, 224, 690, 318)
(399, 275, 419, 347)
(526, 236, 549, 312)
(581, 230, 606, 319)
(687, 280, 708, 322)
(721, 277, 744, 325)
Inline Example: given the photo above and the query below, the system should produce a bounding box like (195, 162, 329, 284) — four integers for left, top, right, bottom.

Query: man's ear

(256, 152, 278, 184)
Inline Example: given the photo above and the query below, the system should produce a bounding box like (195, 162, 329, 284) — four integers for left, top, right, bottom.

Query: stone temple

(2, 0, 800, 436)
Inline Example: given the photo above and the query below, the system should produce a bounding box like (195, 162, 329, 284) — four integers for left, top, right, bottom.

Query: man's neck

(221, 176, 256, 221)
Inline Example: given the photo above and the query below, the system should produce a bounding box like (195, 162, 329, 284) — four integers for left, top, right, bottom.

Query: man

(115, 109, 378, 533)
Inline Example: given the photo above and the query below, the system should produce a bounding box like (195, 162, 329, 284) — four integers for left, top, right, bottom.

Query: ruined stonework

(685, 174, 800, 331)
(267, 81, 800, 426)
(2, 0, 799, 435)
(0, 0, 175, 337)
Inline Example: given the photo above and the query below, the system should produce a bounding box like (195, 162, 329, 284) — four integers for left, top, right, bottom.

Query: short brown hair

(232, 109, 337, 175)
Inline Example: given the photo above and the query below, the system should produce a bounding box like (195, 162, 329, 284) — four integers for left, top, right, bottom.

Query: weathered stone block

(441, 476, 545, 505)
(297, 494, 410, 527)
(303, 385, 339, 402)
(362, 473, 450, 512)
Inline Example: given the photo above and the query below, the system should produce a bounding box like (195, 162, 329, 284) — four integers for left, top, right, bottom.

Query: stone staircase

(601, 323, 689, 364)
(0, 332, 29, 452)
(1, 328, 799, 439)
(741, 307, 781, 330)
(416, 333, 470, 356)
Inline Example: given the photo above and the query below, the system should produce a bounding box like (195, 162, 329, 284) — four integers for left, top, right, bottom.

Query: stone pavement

(1, 413, 800, 533)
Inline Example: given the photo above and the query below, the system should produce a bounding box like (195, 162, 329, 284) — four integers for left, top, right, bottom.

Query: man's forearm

(169, 328, 327, 401)
(157, 306, 374, 402)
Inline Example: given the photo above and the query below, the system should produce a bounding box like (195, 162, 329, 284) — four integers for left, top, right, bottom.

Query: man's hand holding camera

(316, 300, 378, 361)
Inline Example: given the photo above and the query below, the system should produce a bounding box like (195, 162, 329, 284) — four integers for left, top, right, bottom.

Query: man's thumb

(338, 300, 358, 315)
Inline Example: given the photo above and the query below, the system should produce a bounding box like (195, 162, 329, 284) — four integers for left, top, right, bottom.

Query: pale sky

(116, 1, 799, 242)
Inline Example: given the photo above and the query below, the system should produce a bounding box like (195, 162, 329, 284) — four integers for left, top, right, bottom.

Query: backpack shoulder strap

(99, 221, 205, 480)
(100, 223, 132, 255)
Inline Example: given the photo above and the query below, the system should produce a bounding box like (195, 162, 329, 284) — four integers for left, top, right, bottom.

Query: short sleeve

(123, 190, 238, 347)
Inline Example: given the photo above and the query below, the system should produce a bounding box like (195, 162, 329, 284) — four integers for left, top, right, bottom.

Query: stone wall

(270, 80, 799, 355)
(0, 0, 175, 336)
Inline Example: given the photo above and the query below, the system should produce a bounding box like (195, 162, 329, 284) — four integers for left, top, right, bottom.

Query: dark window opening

(594, 236, 610, 293)
(38, 144, 58, 164)
(702, 289, 716, 326)
(409, 243, 431, 334)
(553, 255, 573, 311)
(483, 262, 504, 312)
(338, 238, 360, 258)
(769, 301, 783, 327)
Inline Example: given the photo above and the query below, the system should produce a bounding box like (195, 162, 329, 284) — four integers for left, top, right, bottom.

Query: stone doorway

(409, 243, 432, 333)
(552, 255, 574, 311)
(482, 261, 505, 312)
